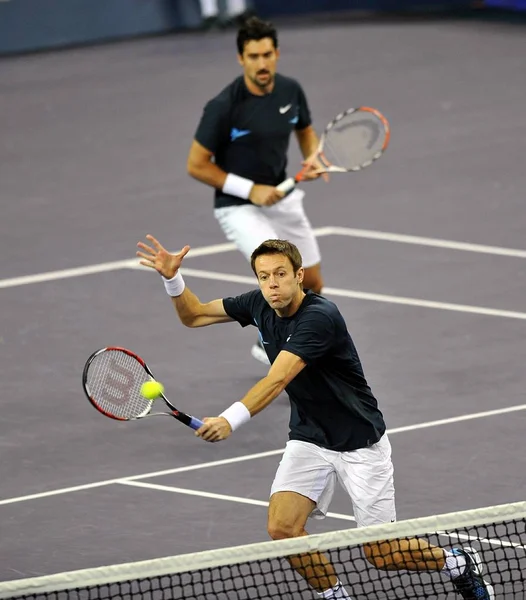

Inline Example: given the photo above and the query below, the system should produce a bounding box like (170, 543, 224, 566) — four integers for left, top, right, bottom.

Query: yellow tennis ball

(140, 380, 164, 400)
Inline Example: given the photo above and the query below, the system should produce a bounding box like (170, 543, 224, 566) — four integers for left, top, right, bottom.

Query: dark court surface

(1, 12, 525, 584)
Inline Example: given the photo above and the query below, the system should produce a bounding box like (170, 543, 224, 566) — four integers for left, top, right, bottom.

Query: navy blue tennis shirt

(194, 73, 311, 209)
(223, 289, 386, 452)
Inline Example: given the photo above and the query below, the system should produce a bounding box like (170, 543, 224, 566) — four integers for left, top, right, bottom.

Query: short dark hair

(250, 239, 303, 276)
(236, 16, 278, 55)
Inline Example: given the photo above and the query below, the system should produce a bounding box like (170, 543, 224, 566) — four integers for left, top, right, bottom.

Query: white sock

(442, 550, 467, 579)
(317, 580, 352, 599)
(225, 0, 246, 17)
(199, 0, 218, 18)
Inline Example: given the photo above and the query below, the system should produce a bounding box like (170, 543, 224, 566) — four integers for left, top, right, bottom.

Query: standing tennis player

(197, 0, 250, 29)
(187, 16, 326, 365)
(137, 234, 494, 600)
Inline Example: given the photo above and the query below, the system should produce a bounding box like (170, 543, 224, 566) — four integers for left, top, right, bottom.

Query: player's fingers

(177, 245, 191, 259)
(138, 259, 156, 270)
(195, 421, 210, 437)
(202, 427, 220, 442)
(198, 418, 225, 441)
(145, 234, 165, 252)
(136, 250, 155, 261)
(136, 242, 156, 255)
(301, 153, 317, 168)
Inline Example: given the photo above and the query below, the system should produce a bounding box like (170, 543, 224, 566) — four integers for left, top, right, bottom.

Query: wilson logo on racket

(100, 359, 136, 406)
(82, 347, 204, 430)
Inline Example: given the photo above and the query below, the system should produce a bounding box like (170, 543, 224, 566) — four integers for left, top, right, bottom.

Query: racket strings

(86, 350, 153, 419)
(324, 112, 388, 170)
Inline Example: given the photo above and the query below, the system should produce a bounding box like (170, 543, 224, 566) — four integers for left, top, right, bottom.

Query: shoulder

(204, 76, 246, 113)
(275, 73, 303, 90)
(243, 288, 266, 306)
(275, 73, 307, 95)
(225, 288, 265, 311)
(222, 288, 265, 326)
(300, 294, 342, 326)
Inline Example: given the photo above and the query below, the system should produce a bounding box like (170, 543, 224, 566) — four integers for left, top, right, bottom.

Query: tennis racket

(277, 106, 390, 195)
(82, 347, 204, 430)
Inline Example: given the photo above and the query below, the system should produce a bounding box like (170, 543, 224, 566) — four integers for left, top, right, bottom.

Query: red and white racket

(82, 347, 203, 430)
(277, 106, 390, 195)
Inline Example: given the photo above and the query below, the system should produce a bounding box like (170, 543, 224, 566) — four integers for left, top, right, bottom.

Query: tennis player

(187, 16, 326, 365)
(137, 234, 494, 600)
(197, 0, 249, 29)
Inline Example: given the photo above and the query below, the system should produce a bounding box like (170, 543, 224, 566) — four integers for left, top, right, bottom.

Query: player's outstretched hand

(136, 235, 190, 279)
(301, 151, 330, 183)
(196, 417, 233, 443)
(249, 184, 285, 206)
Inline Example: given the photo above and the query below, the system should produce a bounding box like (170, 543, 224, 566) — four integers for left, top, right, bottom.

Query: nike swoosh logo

(279, 104, 292, 114)
(230, 128, 251, 141)
(286, 335, 292, 342)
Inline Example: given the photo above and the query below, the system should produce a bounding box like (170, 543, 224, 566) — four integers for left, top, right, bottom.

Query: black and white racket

(277, 106, 390, 195)
(82, 347, 204, 430)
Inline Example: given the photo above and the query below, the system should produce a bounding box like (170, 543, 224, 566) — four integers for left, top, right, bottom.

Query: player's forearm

(172, 287, 204, 327)
(239, 375, 286, 417)
(188, 162, 256, 201)
(171, 287, 230, 328)
(296, 126, 319, 159)
(187, 161, 228, 190)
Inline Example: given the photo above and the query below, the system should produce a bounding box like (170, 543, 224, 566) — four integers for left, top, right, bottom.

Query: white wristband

(222, 173, 254, 200)
(162, 272, 185, 297)
(219, 402, 251, 431)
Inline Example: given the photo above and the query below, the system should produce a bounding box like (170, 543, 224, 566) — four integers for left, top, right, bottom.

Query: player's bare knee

(267, 519, 305, 541)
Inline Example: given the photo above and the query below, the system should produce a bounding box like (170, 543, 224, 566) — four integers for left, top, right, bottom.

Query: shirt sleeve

(194, 98, 230, 154)
(283, 309, 335, 364)
(222, 290, 260, 328)
(295, 83, 312, 131)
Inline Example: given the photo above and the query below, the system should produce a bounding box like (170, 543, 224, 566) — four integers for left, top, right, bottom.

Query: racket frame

(82, 346, 204, 430)
(276, 106, 390, 195)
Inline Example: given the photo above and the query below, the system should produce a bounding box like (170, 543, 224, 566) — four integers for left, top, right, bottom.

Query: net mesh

(1, 502, 525, 599)
(85, 350, 153, 420)
(322, 109, 388, 171)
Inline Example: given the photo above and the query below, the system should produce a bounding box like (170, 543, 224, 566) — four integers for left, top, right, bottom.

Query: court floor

(0, 11, 525, 589)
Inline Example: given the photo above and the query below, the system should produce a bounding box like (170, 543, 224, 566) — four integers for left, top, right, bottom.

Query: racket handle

(188, 416, 204, 430)
(276, 177, 296, 195)
(173, 411, 204, 430)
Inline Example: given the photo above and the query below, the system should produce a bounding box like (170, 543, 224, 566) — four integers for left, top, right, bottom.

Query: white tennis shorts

(270, 435, 396, 528)
(213, 189, 322, 269)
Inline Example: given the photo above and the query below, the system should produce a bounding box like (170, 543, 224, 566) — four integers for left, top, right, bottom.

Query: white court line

(0, 228, 333, 290)
(0, 242, 241, 289)
(118, 482, 526, 550)
(438, 530, 526, 551)
(329, 227, 526, 258)
(2, 226, 525, 290)
(172, 267, 526, 321)
(117, 480, 356, 522)
(0, 259, 137, 289)
(1, 403, 525, 507)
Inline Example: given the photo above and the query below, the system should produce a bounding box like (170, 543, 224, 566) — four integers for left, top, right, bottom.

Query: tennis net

(1, 501, 525, 599)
